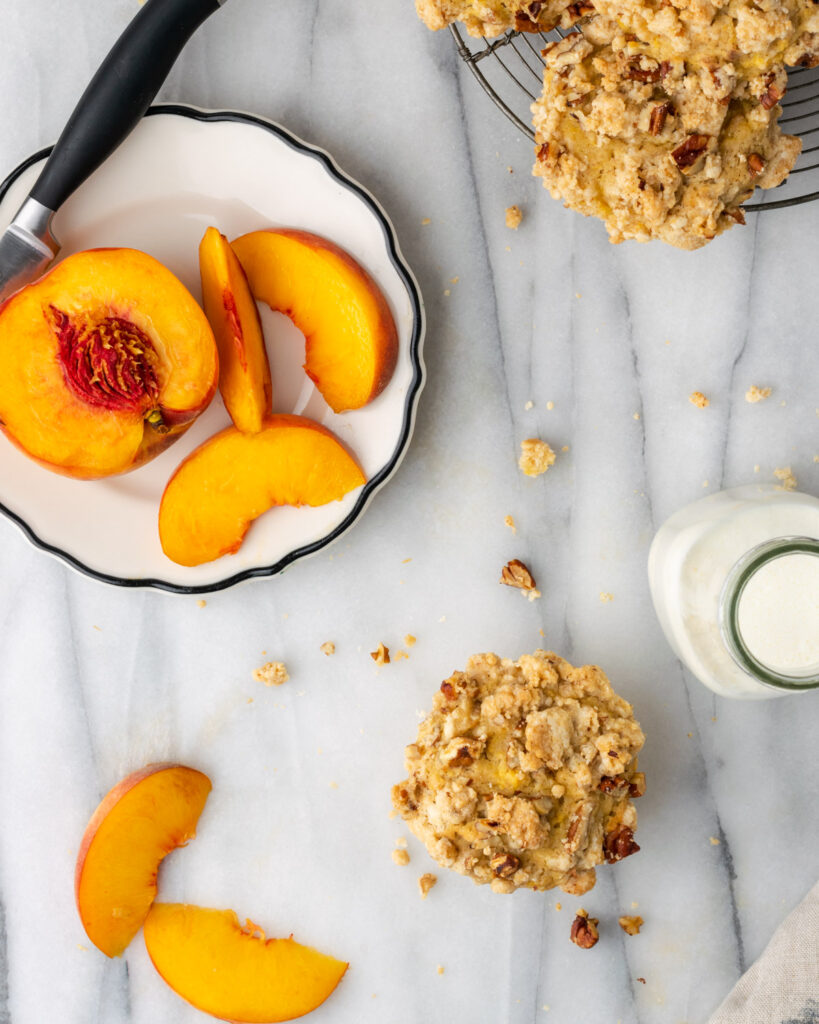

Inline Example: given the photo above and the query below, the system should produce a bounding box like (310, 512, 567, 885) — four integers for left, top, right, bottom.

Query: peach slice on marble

(199, 227, 272, 434)
(144, 903, 348, 1023)
(158, 414, 366, 567)
(0, 248, 218, 478)
(74, 764, 211, 957)
(231, 229, 398, 413)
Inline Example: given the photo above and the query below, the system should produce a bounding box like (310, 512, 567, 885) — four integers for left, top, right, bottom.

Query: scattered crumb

(329, 781, 339, 790)
(745, 385, 772, 403)
(253, 661, 289, 687)
(421, 217, 431, 225)
(814, 455, 819, 463)
(395, 836, 408, 848)
(418, 873, 438, 899)
(633, 412, 640, 420)
(754, 464, 760, 473)
(546, 400, 554, 411)
(599, 592, 614, 603)
(371, 643, 390, 666)
(689, 391, 710, 409)
(505, 245, 511, 252)
(774, 466, 797, 491)
(524, 400, 534, 411)
(439, 615, 447, 623)
(392, 848, 410, 867)
(402, 557, 413, 564)
(505, 205, 523, 229)
(687, 732, 693, 738)
(395, 649, 410, 661)
(710, 836, 721, 846)
(637, 977, 646, 985)
(320, 641, 335, 656)
(575, 292, 581, 299)
(703, 480, 710, 488)
(561, 445, 569, 453)
(539, 627, 545, 637)
(501, 559, 539, 601)
(437, 965, 445, 975)
(246, 698, 254, 704)
(555, 902, 562, 911)
(519, 438, 556, 477)
(405, 634, 417, 647)
(444, 288, 451, 297)
(504, 514, 517, 534)
(631, 901, 639, 909)
(92, 625, 101, 631)
(388, 809, 397, 820)
(77, 944, 88, 951)
(618, 915, 644, 936)
(507, 165, 513, 173)
(196, 599, 206, 608)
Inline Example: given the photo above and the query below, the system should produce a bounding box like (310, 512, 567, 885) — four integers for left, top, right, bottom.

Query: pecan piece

(760, 73, 784, 110)
(671, 134, 709, 170)
(501, 559, 537, 590)
(649, 101, 672, 136)
(447, 744, 475, 767)
(625, 57, 663, 83)
(566, 0, 595, 20)
(604, 825, 641, 863)
(536, 141, 561, 165)
(747, 153, 765, 176)
(570, 909, 599, 949)
(515, 0, 546, 30)
(618, 914, 644, 935)
(598, 774, 628, 793)
(628, 772, 646, 798)
(490, 853, 521, 878)
(725, 207, 746, 225)
(440, 680, 456, 700)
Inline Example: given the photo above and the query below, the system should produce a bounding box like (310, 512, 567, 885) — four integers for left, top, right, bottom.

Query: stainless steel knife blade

(0, 197, 58, 304)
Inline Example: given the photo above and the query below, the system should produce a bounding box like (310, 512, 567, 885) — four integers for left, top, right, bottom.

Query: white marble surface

(0, 2, 818, 1023)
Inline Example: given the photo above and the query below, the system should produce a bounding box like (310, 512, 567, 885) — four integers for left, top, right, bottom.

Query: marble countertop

(0, 2, 818, 1023)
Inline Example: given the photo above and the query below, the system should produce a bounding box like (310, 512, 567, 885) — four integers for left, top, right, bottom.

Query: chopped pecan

(760, 73, 784, 110)
(566, 0, 595, 20)
(747, 153, 765, 176)
(625, 57, 663, 83)
(440, 680, 456, 700)
(490, 853, 520, 878)
(604, 825, 641, 863)
(448, 744, 475, 767)
(501, 559, 537, 590)
(725, 207, 746, 225)
(599, 774, 628, 793)
(537, 141, 560, 164)
(570, 909, 599, 949)
(628, 772, 646, 798)
(671, 134, 709, 170)
(649, 101, 672, 136)
(515, 0, 546, 29)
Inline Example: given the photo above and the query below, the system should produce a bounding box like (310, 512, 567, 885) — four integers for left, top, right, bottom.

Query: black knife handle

(31, 0, 224, 213)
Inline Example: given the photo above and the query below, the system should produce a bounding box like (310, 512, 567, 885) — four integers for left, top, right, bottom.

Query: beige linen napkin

(709, 880, 819, 1024)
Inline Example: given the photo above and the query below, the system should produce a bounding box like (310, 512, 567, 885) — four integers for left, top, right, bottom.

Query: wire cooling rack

(451, 22, 819, 210)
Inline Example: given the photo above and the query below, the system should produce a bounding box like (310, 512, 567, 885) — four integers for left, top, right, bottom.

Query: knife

(0, 0, 228, 305)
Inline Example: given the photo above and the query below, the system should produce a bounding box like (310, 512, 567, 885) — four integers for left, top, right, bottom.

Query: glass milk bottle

(648, 485, 819, 699)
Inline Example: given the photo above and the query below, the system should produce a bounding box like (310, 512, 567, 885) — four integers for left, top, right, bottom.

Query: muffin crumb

(745, 385, 772, 403)
(505, 205, 523, 229)
(392, 848, 410, 867)
(689, 391, 710, 409)
(519, 438, 556, 477)
(774, 466, 797, 491)
(371, 643, 391, 666)
(320, 641, 335, 656)
(253, 661, 289, 687)
(618, 915, 643, 936)
(418, 873, 438, 899)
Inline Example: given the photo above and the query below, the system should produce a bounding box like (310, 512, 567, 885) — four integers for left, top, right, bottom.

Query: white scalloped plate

(0, 106, 425, 592)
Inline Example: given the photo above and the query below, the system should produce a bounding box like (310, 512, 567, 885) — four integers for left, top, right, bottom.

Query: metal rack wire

(451, 22, 819, 210)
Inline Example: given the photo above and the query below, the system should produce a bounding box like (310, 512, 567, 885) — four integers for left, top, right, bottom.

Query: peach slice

(231, 229, 398, 413)
(158, 414, 366, 567)
(144, 903, 348, 1023)
(75, 764, 211, 957)
(0, 248, 218, 479)
(199, 227, 272, 434)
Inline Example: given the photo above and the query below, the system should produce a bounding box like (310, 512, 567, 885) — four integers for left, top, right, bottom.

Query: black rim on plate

(0, 104, 426, 595)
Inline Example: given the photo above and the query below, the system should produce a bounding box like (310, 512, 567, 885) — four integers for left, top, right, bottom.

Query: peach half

(75, 763, 212, 957)
(0, 248, 218, 478)
(144, 903, 348, 1023)
(158, 414, 366, 567)
(199, 227, 272, 434)
(231, 229, 398, 413)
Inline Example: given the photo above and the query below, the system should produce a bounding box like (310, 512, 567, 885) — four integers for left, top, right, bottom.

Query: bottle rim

(719, 536, 819, 692)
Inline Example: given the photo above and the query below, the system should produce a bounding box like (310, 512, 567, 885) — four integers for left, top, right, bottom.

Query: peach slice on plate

(158, 414, 366, 567)
(75, 764, 211, 957)
(0, 248, 218, 478)
(199, 227, 272, 434)
(144, 903, 348, 1023)
(231, 229, 398, 413)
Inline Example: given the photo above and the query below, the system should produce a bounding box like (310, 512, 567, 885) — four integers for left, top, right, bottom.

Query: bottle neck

(719, 537, 819, 692)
